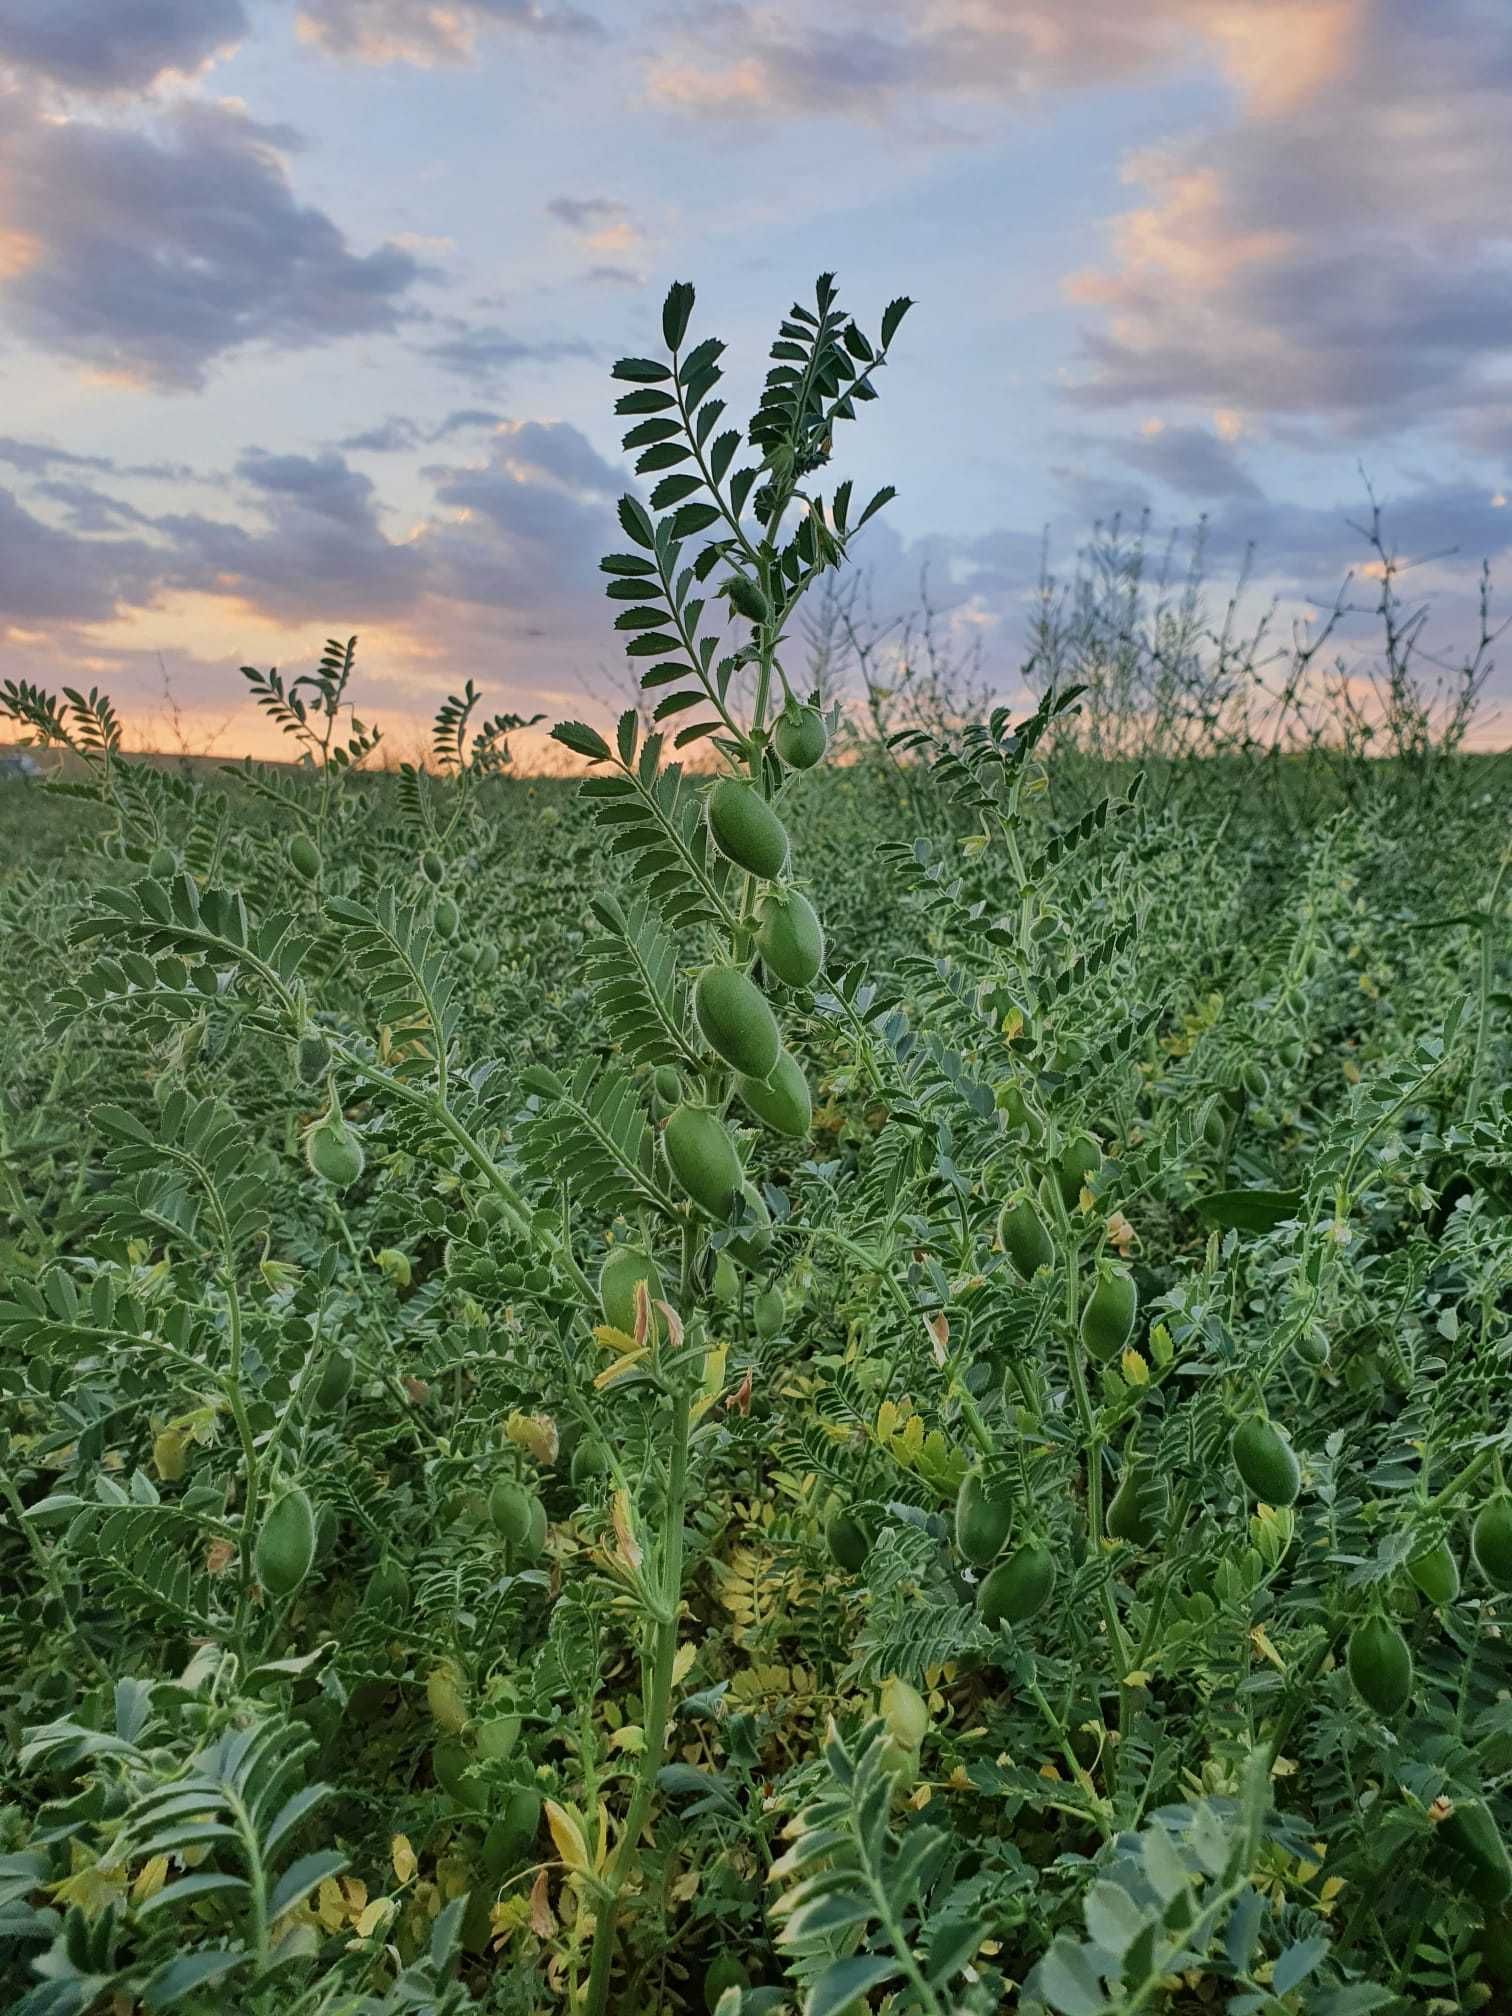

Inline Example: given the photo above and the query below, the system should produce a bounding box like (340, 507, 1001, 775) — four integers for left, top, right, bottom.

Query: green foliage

(770, 1718, 990, 2016)
(2, 273, 1512, 2016)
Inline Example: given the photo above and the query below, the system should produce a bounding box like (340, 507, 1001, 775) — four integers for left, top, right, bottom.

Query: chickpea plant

(541, 274, 917, 2011)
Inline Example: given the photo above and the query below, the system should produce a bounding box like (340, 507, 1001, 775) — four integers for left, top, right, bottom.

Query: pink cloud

(641, 1, 1360, 127)
(294, 0, 602, 66)
(1063, 0, 1512, 431)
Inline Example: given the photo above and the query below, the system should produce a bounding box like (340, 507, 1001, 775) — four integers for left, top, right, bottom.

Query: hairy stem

(583, 1256, 695, 2016)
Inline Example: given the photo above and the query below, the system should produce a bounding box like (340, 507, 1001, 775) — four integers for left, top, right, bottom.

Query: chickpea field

(3, 279, 1512, 2016)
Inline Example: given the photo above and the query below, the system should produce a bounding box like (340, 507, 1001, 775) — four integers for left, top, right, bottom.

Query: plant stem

(0, 1454, 112, 1685)
(1026, 1680, 1114, 1839)
(1051, 1189, 1134, 1674)
(864, 1867, 950, 2016)
(1429, 1439, 1502, 1512)
(1261, 1626, 1339, 1774)
(220, 1270, 261, 1656)
(583, 1353, 693, 2013)
(1465, 847, 1509, 1124)
(227, 1785, 271, 1973)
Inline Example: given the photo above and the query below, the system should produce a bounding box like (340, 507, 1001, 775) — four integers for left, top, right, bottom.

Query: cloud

(0, 486, 163, 623)
(295, 0, 603, 65)
(338, 418, 423, 454)
(546, 194, 643, 257)
(0, 435, 204, 483)
(1112, 422, 1263, 499)
(154, 447, 427, 619)
(34, 479, 158, 534)
(0, 436, 116, 478)
(1459, 404, 1512, 463)
(0, 413, 627, 651)
(433, 407, 505, 437)
(546, 196, 629, 236)
(1206, 483, 1512, 592)
(1043, 454, 1512, 612)
(0, 413, 637, 689)
(1064, 0, 1512, 434)
(337, 409, 505, 453)
(423, 322, 593, 380)
(416, 420, 625, 629)
(0, 99, 424, 390)
(641, 1, 1353, 128)
(0, 0, 249, 93)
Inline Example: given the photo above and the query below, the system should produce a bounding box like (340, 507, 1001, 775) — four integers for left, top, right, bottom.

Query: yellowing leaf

(1121, 1347, 1149, 1387)
(544, 1800, 592, 1877)
(505, 1411, 558, 1465)
(152, 1426, 190, 1482)
(527, 1867, 556, 1938)
(595, 1349, 649, 1387)
(1249, 1625, 1286, 1672)
(492, 1893, 534, 1940)
(671, 1641, 697, 1688)
(608, 1724, 645, 1754)
(701, 1342, 728, 1399)
(592, 1323, 639, 1356)
(391, 1835, 417, 1885)
(52, 1863, 127, 1915)
(130, 1855, 169, 1904)
(610, 1488, 642, 1572)
(691, 1341, 729, 1423)
(356, 1897, 395, 1938)
(317, 1876, 348, 1931)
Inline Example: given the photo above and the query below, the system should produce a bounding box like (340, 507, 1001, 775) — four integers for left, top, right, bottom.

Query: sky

(2, 0, 1510, 759)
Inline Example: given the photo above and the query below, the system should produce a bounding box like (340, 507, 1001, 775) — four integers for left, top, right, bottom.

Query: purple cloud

(0, 486, 162, 622)
(1113, 424, 1263, 501)
(0, 0, 248, 92)
(0, 100, 424, 390)
(422, 323, 593, 381)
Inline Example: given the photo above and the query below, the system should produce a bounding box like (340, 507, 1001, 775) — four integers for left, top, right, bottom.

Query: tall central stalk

(583, 1378, 692, 2016)
(1051, 1187, 1134, 1675)
(1465, 847, 1509, 1124)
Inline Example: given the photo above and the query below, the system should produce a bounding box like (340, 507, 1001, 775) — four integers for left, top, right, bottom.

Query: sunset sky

(3, 0, 1510, 757)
